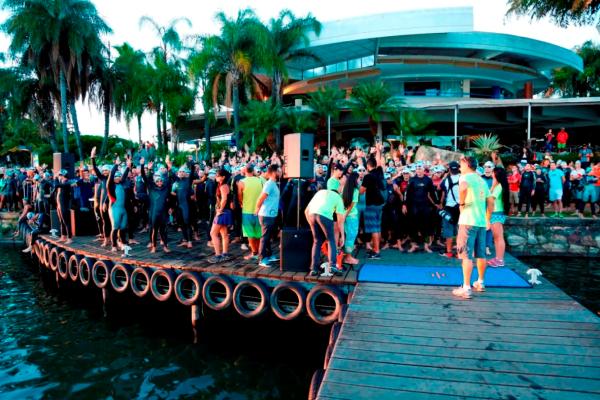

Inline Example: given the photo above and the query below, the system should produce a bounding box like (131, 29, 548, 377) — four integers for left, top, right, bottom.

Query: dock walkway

(317, 254, 600, 399)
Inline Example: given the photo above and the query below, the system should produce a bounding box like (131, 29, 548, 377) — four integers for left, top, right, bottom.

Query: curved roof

(286, 7, 583, 84)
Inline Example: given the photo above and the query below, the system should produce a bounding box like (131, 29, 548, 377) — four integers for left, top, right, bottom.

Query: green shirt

(241, 176, 263, 214)
(306, 189, 345, 220)
(491, 184, 503, 213)
(347, 188, 359, 217)
(458, 173, 490, 228)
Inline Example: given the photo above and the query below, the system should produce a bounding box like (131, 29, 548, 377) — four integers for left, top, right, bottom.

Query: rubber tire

(270, 282, 306, 321)
(232, 279, 270, 318)
(79, 257, 94, 287)
(42, 243, 51, 268)
(68, 254, 82, 282)
(202, 275, 233, 311)
(110, 264, 131, 293)
(337, 304, 348, 323)
(92, 260, 112, 289)
(323, 343, 335, 370)
(306, 285, 343, 325)
(174, 271, 202, 306)
(130, 267, 152, 298)
(57, 250, 71, 279)
(329, 322, 341, 347)
(308, 369, 324, 400)
(150, 269, 176, 302)
(49, 247, 60, 271)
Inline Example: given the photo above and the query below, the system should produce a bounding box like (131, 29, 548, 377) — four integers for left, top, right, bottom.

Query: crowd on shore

(4, 139, 599, 292)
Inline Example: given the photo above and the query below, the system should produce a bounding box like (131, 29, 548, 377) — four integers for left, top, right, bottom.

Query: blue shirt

(259, 179, 280, 218)
(548, 169, 564, 190)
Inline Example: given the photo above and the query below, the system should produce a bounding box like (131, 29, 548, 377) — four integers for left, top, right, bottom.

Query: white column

(527, 103, 532, 142)
(327, 114, 331, 157)
(454, 105, 458, 151)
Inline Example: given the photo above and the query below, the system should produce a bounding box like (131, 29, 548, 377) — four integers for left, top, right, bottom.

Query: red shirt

(557, 130, 568, 144)
(508, 172, 521, 192)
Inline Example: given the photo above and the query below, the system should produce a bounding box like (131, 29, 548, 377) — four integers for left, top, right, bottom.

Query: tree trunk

(47, 114, 58, 153)
(232, 80, 240, 145)
(272, 72, 282, 149)
(161, 106, 168, 153)
(101, 96, 110, 157)
(0, 111, 5, 149)
(69, 98, 84, 161)
(59, 70, 69, 153)
(137, 114, 142, 146)
(368, 116, 377, 136)
(204, 106, 211, 163)
(172, 125, 179, 155)
(156, 104, 162, 154)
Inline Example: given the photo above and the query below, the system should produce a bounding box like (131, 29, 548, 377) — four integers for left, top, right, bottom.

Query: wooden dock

(317, 253, 600, 400)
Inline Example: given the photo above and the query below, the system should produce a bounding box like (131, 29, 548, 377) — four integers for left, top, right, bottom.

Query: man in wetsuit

(404, 162, 437, 253)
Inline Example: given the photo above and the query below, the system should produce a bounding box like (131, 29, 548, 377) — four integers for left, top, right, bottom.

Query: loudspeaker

(70, 209, 98, 237)
(50, 209, 60, 232)
(53, 153, 75, 179)
(280, 227, 312, 272)
(283, 133, 314, 179)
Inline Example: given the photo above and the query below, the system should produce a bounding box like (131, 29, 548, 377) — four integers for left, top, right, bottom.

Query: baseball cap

(484, 161, 494, 168)
(448, 161, 460, 172)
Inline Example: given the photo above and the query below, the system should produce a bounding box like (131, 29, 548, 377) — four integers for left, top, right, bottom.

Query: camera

(439, 208, 453, 223)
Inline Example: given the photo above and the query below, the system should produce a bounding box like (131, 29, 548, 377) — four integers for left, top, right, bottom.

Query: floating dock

(27, 236, 600, 399)
(315, 253, 600, 400)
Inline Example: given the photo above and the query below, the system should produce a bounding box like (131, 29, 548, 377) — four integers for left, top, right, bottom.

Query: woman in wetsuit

(106, 157, 130, 252)
(54, 169, 72, 244)
(171, 164, 195, 248)
(90, 147, 112, 247)
(208, 169, 233, 263)
(140, 158, 170, 254)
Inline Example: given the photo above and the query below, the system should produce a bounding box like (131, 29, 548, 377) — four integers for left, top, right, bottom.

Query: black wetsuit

(406, 175, 436, 240)
(141, 164, 170, 248)
(172, 168, 194, 242)
(91, 158, 111, 240)
(107, 165, 130, 248)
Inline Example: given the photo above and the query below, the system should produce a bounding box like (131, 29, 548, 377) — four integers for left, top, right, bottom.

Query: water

(520, 256, 600, 316)
(0, 246, 327, 400)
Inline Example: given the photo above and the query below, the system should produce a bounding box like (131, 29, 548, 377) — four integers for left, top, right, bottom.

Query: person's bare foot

(407, 244, 419, 253)
(147, 242, 152, 249)
(424, 245, 433, 253)
(177, 241, 188, 247)
(163, 246, 171, 253)
(343, 255, 359, 265)
(64, 239, 72, 245)
(129, 239, 139, 245)
(186, 242, 192, 249)
(150, 246, 156, 254)
(111, 247, 118, 253)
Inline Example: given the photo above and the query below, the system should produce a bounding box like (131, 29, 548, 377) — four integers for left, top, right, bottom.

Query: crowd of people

(3, 138, 599, 296)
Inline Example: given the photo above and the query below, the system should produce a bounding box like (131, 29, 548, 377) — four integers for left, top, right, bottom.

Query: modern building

(179, 7, 599, 147)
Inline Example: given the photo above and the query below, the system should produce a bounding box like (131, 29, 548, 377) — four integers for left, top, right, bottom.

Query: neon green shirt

(306, 189, 345, 220)
(241, 176, 263, 214)
(458, 173, 490, 228)
(491, 184, 504, 213)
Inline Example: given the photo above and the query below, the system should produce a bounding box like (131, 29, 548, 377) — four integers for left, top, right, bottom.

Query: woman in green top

(342, 172, 360, 265)
(488, 167, 510, 268)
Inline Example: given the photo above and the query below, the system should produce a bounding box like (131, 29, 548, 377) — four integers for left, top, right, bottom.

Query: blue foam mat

(359, 264, 531, 288)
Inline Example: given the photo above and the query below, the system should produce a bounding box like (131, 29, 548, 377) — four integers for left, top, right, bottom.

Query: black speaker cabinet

(280, 227, 312, 272)
(283, 133, 314, 179)
(70, 209, 98, 237)
(50, 209, 60, 233)
(53, 152, 75, 179)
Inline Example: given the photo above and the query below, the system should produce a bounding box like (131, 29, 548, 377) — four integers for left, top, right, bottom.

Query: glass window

(347, 58, 361, 70)
(336, 61, 347, 73)
(361, 55, 375, 67)
(313, 66, 325, 76)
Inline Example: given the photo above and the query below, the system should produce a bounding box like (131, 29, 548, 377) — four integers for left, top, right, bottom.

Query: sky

(1, 0, 599, 143)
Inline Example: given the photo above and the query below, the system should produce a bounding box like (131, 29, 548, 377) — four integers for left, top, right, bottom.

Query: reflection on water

(521, 256, 600, 315)
(0, 247, 327, 399)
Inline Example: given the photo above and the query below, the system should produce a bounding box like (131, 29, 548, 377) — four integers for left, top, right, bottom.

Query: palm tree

(390, 108, 435, 144)
(240, 99, 283, 151)
(111, 43, 150, 148)
(307, 85, 344, 155)
(202, 9, 267, 144)
(264, 10, 321, 147)
(188, 45, 216, 159)
(551, 40, 600, 97)
(284, 107, 316, 133)
(139, 16, 191, 152)
(348, 80, 403, 139)
(3, 0, 111, 156)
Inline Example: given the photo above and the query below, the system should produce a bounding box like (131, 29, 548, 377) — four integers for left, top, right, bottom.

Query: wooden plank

(318, 381, 477, 400)
(323, 369, 597, 400)
(329, 357, 600, 393)
(335, 338, 600, 369)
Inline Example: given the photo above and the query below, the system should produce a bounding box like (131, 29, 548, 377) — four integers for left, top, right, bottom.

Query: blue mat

(359, 264, 531, 288)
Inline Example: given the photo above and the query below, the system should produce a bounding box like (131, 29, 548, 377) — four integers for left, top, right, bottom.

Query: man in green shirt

(238, 164, 263, 260)
(453, 156, 494, 299)
(305, 178, 346, 276)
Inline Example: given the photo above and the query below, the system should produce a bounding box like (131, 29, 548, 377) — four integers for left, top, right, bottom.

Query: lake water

(0, 247, 327, 400)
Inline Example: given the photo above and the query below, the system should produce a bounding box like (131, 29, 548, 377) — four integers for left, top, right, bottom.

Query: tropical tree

(188, 45, 217, 159)
(3, 0, 111, 158)
(162, 61, 195, 154)
(139, 16, 192, 153)
(202, 9, 267, 144)
(390, 108, 435, 141)
(240, 100, 282, 151)
(506, 0, 600, 27)
(112, 43, 150, 148)
(551, 40, 600, 97)
(307, 85, 345, 154)
(471, 133, 502, 160)
(284, 107, 316, 133)
(348, 80, 403, 138)
(264, 10, 321, 146)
